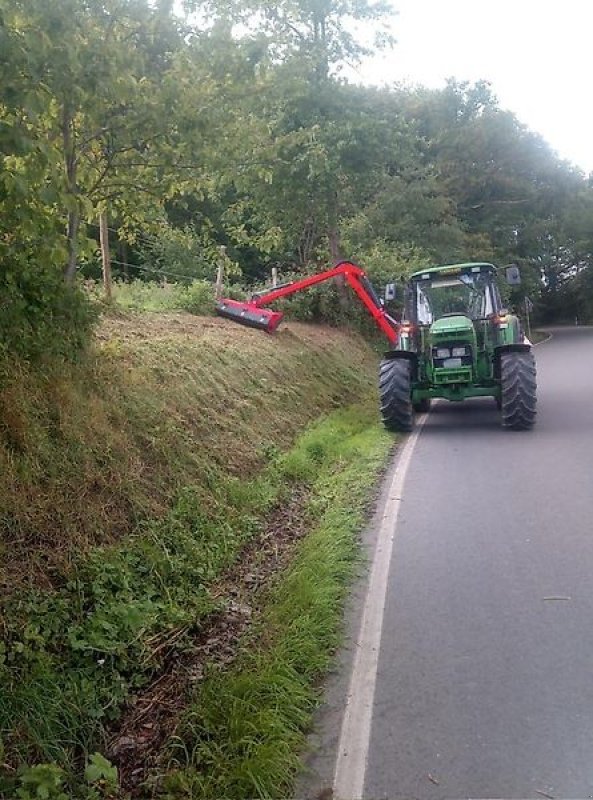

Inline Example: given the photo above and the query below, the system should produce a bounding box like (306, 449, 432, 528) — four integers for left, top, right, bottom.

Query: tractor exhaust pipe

(215, 299, 284, 333)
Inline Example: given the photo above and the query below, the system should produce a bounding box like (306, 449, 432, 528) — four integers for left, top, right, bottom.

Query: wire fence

(88, 222, 233, 284)
(106, 257, 205, 282)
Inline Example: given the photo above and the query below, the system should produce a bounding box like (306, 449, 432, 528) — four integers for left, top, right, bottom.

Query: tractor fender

(493, 343, 532, 378)
(494, 343, 532, 355)
(383, 349, 418, 362)
(382, 349, 419, 380)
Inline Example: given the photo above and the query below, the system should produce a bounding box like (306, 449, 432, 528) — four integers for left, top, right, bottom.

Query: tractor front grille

(431, 342, 473, 370)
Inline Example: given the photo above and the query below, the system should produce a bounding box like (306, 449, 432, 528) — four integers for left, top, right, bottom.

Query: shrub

(0, 266, 96, 361)
(175, 281, 216, 315)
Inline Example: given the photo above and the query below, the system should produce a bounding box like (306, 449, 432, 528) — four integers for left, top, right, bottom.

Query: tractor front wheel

(380, 358, 414, 432)
(500, 351, 537, 430)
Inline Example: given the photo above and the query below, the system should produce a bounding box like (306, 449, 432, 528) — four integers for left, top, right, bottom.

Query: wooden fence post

(99, 210, 112, 303)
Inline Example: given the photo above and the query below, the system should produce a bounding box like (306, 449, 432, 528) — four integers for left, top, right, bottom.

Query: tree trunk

(64, 210, 80, 282)
(328, 225, 342, 263)
(215, 245, 226, 300)
(62, 103, 79, 283)
(99, 211, 113, 302)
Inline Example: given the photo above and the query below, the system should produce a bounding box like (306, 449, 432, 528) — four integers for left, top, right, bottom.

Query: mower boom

(215, 260, 399, 345)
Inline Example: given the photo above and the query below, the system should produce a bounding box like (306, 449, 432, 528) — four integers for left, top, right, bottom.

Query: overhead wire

(101, 257, 211, 282)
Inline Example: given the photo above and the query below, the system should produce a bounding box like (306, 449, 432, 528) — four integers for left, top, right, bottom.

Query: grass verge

(160, 405, 393, 799)
(528, 328, 550, 344)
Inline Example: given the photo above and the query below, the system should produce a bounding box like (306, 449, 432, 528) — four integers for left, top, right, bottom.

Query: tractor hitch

(215, 299, 284, 333)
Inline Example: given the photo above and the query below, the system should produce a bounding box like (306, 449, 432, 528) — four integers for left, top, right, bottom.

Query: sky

(349, 0, 593, 174)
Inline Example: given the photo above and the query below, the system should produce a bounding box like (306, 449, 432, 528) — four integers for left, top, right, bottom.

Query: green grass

(0, 405, 392, 799)
(86, 278, 249, 315)
(527, 328, 550, 344)
(0, 313, 390, 798)
(161, 406, 393, 799)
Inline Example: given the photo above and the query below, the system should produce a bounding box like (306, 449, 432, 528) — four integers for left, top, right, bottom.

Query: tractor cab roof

(409, 262, 496, 282)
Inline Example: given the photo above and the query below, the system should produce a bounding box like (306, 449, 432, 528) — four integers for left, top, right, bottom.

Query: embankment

(0, 312, 393, 798)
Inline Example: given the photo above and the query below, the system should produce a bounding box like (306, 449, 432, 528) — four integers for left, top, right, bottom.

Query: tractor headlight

(436, 347, 450, 359)
(452, 346, 469, 357)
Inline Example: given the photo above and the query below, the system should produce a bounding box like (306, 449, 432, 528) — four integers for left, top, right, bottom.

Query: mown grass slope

(0, 310, 392, 798)
(1, 313, 376, 587)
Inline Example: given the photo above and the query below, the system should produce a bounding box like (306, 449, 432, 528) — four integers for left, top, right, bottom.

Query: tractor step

(215, 299, 284, 333)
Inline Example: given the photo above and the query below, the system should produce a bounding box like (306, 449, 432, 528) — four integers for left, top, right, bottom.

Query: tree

(1, 0, 201, 281)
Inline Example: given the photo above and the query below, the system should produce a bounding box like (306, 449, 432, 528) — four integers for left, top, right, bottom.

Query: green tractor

(379, 262, 537, 431)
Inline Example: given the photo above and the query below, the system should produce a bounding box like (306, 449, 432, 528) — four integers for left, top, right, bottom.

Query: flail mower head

(215, 298, 284, 333)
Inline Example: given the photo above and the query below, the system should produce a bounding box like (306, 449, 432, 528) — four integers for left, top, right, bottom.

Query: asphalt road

(361, 328, 593, 799)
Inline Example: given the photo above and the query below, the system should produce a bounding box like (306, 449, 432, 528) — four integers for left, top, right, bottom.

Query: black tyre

(379, 358, 414, 432)
(500, 350, 537, 430)
(413, 397, 431, 413)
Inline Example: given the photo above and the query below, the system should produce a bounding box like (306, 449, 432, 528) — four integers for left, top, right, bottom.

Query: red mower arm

(215, 260, 399, 345)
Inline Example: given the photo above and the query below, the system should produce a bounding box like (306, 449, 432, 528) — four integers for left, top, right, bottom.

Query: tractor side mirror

(385, 283, 396, 301)
(505, 265, 522, 286)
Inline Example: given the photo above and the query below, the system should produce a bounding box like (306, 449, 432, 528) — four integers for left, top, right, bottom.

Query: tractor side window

(483, 288, 495, 316)
(416, 287, 433, 324)
(490, 283, 502, 314)
(473, 286, 493, 317)
(461, 273, 494, 318)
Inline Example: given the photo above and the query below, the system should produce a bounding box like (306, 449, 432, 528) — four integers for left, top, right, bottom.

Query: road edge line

(332, 416, 427, 800)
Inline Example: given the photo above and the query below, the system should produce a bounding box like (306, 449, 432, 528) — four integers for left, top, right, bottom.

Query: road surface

(305, 328, 593, 800)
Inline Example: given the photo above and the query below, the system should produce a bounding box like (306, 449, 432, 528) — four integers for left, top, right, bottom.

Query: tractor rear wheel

(380, 358, 414, 431)
(500, 350, 537, 430)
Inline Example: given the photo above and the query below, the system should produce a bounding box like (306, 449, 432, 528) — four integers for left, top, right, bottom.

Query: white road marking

(333, 416, 428, 800)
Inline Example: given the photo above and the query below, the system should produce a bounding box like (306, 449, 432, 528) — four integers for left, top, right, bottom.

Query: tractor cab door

(416, 286, 433, 325)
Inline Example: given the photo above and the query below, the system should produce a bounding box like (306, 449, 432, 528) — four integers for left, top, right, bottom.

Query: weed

(6, 753, 118, 800)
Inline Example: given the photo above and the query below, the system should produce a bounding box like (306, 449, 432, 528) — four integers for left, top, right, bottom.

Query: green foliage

(0, 473, 267, 768)
(98, 278, 244, 314)
(2, 0, 593, 356)
(83, 753, 118, 793)
(138, 223, 242, 283)
(0, 314, 380, 794)
(0, 267, 96, 360)
(0, 484, 261, 793)
(11, 754, 118, 800)
(164, 405, 393, 799)
(1, 426, 375, 793)
(97, 278, 217, 315)
(176, 280, 219, 314)
(15, 764, 69, 800)
(138, 225, 211, 281)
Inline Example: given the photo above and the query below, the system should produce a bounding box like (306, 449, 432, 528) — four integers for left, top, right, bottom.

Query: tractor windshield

(414, 272, 497, 324)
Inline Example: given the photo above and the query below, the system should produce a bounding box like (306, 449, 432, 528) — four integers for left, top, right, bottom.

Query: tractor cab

(406, 262, 501, 326)
(400, 262, 522, 358)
